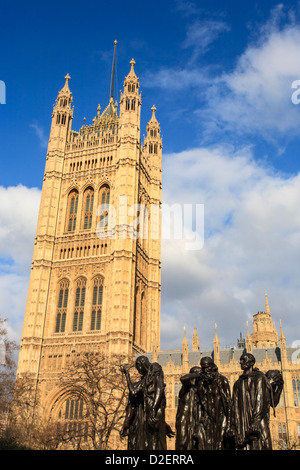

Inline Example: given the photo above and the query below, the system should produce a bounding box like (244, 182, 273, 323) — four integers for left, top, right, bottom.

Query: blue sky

(1, 0, 300, 352)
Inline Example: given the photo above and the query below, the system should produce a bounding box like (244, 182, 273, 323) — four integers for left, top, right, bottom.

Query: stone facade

(17, 57, 162, 424)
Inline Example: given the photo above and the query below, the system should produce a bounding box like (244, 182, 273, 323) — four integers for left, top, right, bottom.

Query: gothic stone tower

(17, 56, 162, 386)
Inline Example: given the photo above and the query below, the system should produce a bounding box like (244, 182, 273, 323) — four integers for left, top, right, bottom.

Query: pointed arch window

(67, 189, 79, 232)
(293, 377, 300, 406)
(73, 278, 86, 332)
(99, 184, 110, 228)
(82, 187, 94, 230)
(55, 279, 69, 333)
(91, 277, 103, 331)
(57, 397, 89, 442)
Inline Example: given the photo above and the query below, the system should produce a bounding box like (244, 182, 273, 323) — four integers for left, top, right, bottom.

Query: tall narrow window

(278, 423, 288, 449)
(99, 185, 110, 228)
(91, 277, 103, 331)
(55, 279, 69, 332)
(73, 278, 86, 332)
(293, 377, 300, 406)
(57, 398, 89, 442)
(67, 189, 79, 232)
(83, 187, 94, 230)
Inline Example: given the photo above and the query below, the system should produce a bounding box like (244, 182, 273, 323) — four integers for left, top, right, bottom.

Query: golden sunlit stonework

(17, 56, 162, 439)
(17, 53, 300, 450)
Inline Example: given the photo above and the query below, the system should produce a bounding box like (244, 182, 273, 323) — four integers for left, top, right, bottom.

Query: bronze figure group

(121, 352, 283, 451)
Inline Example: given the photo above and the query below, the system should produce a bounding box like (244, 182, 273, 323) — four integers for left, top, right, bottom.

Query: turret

(119, 59, 141, 143)
(251, 292, 278, 348)
(49, 74, 73, 150)
(143, 105, 162, 175)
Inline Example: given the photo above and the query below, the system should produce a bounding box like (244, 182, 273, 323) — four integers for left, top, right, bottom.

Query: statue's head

(200, 356, 218, 383)
(266, 369, 283, 386)
(240, 353, 256, 371)
(189, 366, 201, 374)
(188, 366, 202, 384)
(135, 355, 150, 375)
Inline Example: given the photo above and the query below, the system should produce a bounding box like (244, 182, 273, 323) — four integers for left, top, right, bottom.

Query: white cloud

(1, 154, 300, 358)
(203, 24, 300, 140)
(143, 66, 209, 93)
(183, 19, 230, 61)
(30, 122, 48, 149)
(160, 146, 300, 351)
(0, 185, 41, 343)
(144, 8, 300, 148)
(0, 185, 41, 271)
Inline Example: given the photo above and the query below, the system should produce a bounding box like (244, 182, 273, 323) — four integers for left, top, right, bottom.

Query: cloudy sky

(1, 0, 300, 352)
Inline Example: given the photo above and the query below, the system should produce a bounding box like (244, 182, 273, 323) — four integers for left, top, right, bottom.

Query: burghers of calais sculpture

(194, 357, 233, 450)
(230, 353, 284, 450)
(120, 356, 174, 450)
(121, 352, 283, 451)
(175, 366, 202, 450)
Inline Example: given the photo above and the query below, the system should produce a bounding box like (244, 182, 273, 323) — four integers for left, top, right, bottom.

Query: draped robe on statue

(231, 369, 272, 450)
(195, 373, 232, 450)
(175, 373, 201, 450)
(122, 362, 167, 450)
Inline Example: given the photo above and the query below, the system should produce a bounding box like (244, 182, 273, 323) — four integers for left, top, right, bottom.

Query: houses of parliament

(17, 45, 300, 450)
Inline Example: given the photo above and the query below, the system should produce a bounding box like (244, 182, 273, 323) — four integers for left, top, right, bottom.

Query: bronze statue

(265, 369, 284, 414)
(230, 353, 283, 450)
(121, 355, 173, 450)
(194, 357, 233, 450)
(175, 366, 202, 450)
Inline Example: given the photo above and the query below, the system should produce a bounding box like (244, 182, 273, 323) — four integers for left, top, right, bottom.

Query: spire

(110, 40, 117, 101)
(192, 327, 199, 351)
(265, 291, 271, 314)
(245, 321, 253, 353)
(49, 73, 73, 145)
(213, 323, 220, 366)
(279, 319, 286, 344)
(129, 58, 137, 78)
(182, 326, 189, 373)
(62, 73, 71, 92)
(279, 319, 288, 366)
(152, 333, 159, 363)
(182, 325, 188, 348)
(150, 105, 158, 122)
(57, 74, 72, 100)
